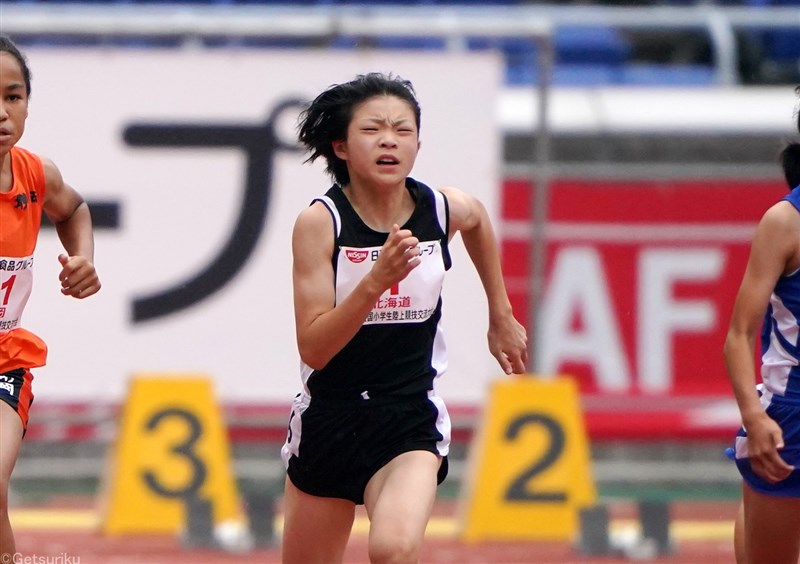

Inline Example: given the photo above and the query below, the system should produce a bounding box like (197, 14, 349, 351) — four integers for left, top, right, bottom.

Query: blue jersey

(760, 185, 800, 403)
(733, 184, 800, 497)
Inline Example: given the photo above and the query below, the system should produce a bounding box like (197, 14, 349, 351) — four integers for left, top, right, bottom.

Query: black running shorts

(281, 391, 451, 504)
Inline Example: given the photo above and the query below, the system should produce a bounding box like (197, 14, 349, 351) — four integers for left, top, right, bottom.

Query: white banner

(19, 49, 505, 404)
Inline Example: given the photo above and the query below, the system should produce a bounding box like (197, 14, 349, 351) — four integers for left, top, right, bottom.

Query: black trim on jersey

(440, 192, 452, 271)
(312, 194, 340, 261)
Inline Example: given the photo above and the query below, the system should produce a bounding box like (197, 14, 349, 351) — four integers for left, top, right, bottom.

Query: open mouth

(376, 155, 399, 165)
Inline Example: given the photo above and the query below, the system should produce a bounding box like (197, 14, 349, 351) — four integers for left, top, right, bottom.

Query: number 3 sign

(459, 377, 596, 541)
(100, 376, 243, 535)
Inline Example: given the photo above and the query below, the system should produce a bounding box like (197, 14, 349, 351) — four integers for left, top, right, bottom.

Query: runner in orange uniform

(0, 35, 101, 557)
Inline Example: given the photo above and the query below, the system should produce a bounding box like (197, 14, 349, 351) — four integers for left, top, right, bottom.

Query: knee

(368, 532, 422, 564)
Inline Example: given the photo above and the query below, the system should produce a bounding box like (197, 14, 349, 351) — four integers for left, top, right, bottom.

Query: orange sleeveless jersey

(0, 146, 48, 373)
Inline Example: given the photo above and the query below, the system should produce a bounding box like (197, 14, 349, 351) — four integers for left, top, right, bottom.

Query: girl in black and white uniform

(281, 72, 527, 564)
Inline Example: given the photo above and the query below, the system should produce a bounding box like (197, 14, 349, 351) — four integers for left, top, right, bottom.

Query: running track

(11, 497, 739, 563)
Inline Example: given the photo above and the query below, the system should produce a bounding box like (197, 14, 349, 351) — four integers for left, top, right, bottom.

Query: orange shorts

(0, 368, 35, 432)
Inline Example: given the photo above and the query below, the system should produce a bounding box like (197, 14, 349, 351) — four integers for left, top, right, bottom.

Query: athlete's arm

(440, 185, 527, 375)
(41, 156, 100, 299)
(292, 202, 421, 370)
(724, 201, 797, 483)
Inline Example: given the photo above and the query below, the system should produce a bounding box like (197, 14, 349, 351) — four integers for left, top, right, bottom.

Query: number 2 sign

(459, 377, 596, 541)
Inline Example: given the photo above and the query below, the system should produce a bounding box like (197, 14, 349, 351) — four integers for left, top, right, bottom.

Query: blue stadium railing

(3, 1, 797, 87)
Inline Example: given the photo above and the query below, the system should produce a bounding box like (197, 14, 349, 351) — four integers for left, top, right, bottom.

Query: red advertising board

(500, 178, 788, 439)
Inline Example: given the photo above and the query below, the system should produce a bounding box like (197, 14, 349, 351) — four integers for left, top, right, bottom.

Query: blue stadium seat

(466, 36, 537, 86)
(507, 64, 638, 87)
(331, 0, 435, 4)
(744, 0, 800, 57)
(763, 29, 800, 61)
(328, 35, 446, 50)
(553, 64, 620, 86)
(374, 36, 447, 50)
(619, 63, 717, 86)
(433, 0, 518, 3)
(202, 36, 312, 48)
(554, 25, 632, 65)
(738, 0, 800, 82)
(328, 35, 363, 49)
(468, 30, 635, 86)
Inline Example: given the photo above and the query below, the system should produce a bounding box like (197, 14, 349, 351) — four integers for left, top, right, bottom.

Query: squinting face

(0, 51, 29, 156)
(333, 95, 420, 188)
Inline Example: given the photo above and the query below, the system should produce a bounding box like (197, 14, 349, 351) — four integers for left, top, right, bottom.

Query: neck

(343, 179, 414, 232)
(0, 152, 11, 194)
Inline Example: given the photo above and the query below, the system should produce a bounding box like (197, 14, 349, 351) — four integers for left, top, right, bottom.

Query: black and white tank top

(301, 177, 452, 401)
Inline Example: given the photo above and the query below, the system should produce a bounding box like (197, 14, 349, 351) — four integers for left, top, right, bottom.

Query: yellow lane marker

(11, 509, 99, 530)
(610, 519, 733, 541)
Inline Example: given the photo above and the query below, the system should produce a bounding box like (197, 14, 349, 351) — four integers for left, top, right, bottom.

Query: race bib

(336, 241, 445, 325)
(0, 255, 34, 333)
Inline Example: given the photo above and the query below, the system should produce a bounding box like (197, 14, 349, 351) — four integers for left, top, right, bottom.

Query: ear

(332, 139, 347, 161)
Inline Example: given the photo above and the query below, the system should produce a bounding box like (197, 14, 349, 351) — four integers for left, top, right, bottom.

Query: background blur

(3, 0, 799, 555)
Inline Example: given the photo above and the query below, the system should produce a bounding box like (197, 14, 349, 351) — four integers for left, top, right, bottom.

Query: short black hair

(781, 85, 800, 190)
(297, 72, 421, 186)
(0, 34, 32, 96)
(782, 142, 800, 190)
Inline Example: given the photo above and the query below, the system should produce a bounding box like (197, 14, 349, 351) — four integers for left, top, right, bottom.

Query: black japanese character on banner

(124, 98, 305, 323)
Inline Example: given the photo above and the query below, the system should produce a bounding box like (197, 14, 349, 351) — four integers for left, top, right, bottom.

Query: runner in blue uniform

(724, 86, 800, 564)
(280, 73, 527, 563)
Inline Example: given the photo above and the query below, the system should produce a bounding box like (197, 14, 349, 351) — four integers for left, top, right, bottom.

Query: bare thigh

(0, 402, 23, 487)
(364, 451, 440, 553)
(742, 483, 800, 564)
(281, 476, 355, 564)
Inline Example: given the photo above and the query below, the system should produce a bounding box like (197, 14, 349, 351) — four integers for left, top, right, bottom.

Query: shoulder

(292, 200, 338, 266)
(10, 145, 38, 161)
(15, 151, 65, 194)
(34, 155, 69, 206)
(749, 200, 800, 265)
(9, 147, 55, 194)
(436, 185, 483, 231)
(38, 155, 63, 185)
(760, 199, 800, 234)
(436, 185, 461, 199)
(10, 145, 46, 175)
(14, 147, 56, 172)
(293, 199, 336, 240)
(437, 185, 476, 204)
